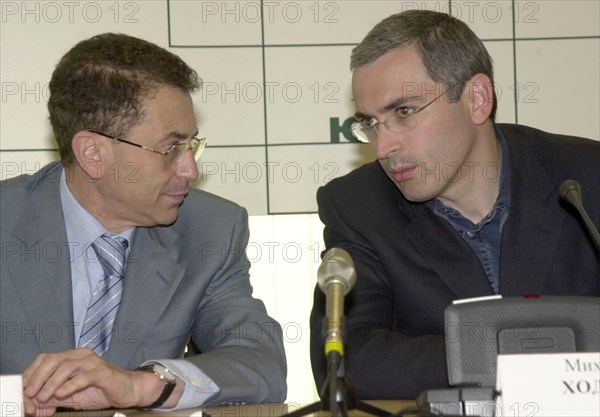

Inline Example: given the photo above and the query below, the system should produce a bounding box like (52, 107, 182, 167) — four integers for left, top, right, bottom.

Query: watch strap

(135, 365, 176, 408)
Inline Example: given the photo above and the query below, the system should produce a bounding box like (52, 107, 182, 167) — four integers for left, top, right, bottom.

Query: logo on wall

(330, 117, 360, 143)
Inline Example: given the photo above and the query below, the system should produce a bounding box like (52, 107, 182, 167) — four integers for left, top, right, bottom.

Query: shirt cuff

(141, 359, 220, 410)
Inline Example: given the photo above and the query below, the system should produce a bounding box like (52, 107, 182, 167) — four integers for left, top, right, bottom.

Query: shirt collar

(425, 127, 511, 219)
(60, 168, 134, 261)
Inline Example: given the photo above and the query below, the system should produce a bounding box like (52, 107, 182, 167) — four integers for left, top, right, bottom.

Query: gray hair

(351, 10, 496, 119)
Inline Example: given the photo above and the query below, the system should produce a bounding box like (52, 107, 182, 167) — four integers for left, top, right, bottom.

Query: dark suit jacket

(310, 124, 600, 399)
(1, 162, 287, 405)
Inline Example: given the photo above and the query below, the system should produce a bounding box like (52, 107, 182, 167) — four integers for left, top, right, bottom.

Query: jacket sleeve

(311, 184, 449, 400)
(184, 207, 287, 404)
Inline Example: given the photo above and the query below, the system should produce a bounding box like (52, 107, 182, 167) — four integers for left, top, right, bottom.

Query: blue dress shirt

(59, 171, 219, 409)
(426, 129, 511, 294)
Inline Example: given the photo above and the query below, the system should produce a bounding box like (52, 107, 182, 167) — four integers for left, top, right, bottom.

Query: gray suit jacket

(1, 161, 287, 404)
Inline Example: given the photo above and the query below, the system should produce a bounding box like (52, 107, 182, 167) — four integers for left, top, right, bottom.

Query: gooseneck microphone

(282, 250, 388, 417)
(559, 179, 600, 254)
(317, 247, 357, 358)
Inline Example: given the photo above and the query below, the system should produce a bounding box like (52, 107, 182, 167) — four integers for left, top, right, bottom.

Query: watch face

(155, 365, 176, 384)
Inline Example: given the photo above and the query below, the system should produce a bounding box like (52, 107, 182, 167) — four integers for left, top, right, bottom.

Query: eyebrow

(159, 129, 199, 144)
(354, 95, 421, 120)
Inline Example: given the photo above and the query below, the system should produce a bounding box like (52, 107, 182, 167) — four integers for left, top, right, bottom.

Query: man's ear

(467, 73, 495, 125)
(71, 131, 106, 180)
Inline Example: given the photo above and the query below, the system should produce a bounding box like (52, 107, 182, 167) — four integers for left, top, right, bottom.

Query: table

(53, 400, 416, 417)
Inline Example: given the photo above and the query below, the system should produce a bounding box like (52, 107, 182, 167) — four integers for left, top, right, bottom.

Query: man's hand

(22, 348, 182, 416)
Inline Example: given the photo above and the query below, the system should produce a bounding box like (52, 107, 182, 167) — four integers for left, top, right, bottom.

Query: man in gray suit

(1, 33, 286, 415)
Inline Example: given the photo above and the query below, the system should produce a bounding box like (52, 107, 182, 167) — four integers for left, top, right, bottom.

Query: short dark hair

(351, 10, 497, 119)
(48, 33, 201, 164)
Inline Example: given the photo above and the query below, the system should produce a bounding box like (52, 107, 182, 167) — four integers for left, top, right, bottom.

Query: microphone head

(317, 247, 357, 295)
(559, 179, 582, 206)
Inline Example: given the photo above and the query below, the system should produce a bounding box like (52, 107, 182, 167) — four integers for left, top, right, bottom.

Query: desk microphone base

(284, 354, 391, 417)
(416, 387, 496, 416)
(283, 397, 392, 417)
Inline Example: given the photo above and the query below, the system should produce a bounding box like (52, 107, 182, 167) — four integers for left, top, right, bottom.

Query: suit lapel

(107, 226, 185, 368)
(399, 201, 495, 298)
(499, 135, 564, 295)
(8, 163, 75, 353)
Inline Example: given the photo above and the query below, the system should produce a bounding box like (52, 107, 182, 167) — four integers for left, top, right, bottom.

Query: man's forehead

(352, 48, 431, 87)
(351, 50, 438, 114)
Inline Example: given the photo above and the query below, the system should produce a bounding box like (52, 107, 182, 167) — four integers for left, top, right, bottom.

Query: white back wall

(1, 0, 599, 403)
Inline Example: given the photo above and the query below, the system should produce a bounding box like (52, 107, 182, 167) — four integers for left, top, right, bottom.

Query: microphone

(559, 179, 600, 254)
(317, 248, 357, 358)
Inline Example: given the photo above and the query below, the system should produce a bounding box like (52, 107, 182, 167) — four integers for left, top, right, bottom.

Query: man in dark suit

(1, 33, 286, 415)
(310, 10, 599, 400)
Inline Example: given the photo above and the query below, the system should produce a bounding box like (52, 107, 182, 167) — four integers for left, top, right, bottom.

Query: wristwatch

(135, 364, 177, 408)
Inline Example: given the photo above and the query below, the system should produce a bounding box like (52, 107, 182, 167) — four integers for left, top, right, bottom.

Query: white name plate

(495, 352, 600, 417)
(0, 374, 23, 417)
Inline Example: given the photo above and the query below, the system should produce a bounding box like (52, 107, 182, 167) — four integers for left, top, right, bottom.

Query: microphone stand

(287, 248, 392, 417)
(283, 351, 392, 417)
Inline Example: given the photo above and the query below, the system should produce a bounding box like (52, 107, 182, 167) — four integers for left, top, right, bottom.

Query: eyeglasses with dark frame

(351, 87, 451, 143)
(87, 129, 207, 168)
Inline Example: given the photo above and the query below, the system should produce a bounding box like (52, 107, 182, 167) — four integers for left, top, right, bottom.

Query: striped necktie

(78, 234, 128, 356)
